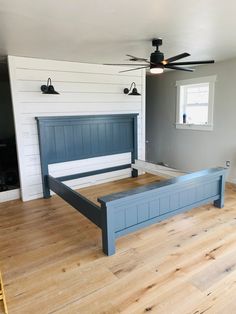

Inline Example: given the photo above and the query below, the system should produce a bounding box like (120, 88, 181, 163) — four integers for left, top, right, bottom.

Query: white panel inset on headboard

(8, 56, 146, 201)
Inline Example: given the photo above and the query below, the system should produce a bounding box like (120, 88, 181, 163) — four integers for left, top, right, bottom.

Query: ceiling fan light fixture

(150, 64, 164, 74)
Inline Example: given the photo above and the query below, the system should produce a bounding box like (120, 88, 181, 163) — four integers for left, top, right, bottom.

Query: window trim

(175, 75, 217, 131)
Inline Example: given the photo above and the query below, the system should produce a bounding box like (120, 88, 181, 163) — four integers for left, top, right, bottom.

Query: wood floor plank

(188, 268, 236, 314)
(190, 250, 236, 291)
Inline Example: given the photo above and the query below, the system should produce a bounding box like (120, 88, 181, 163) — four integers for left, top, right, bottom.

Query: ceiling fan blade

(119, 66, 149, 73)
(167, 60, 215, 66)
(126, 54, 150, 63)
(103, 63, 149, 66)
(164, 52, 190, 64)
(165, 65, 194, 72)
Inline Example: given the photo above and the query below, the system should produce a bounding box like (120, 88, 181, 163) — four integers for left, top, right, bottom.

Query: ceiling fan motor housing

(150, 51, 164, 64)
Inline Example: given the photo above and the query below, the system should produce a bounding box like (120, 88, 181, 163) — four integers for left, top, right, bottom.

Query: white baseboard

(0, 188, 20, 203)
(227, 178, 236, 185)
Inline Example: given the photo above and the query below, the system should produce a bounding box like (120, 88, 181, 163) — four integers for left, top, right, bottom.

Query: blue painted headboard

(36, 114, 138, 198)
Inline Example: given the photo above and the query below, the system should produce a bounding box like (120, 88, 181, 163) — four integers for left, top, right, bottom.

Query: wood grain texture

(0, 271, 8, 314)
(0, 174, 236, 313)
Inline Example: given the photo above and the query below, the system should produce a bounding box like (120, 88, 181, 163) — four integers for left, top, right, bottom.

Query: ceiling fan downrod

(152, 38, 163, 51)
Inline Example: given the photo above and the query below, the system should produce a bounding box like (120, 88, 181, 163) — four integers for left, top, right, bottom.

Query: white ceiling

(0, 0, 236, 65)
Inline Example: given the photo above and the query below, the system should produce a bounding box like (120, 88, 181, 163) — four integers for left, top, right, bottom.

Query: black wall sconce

(41, 78, 59, 94)
(123, 82, 141, 96)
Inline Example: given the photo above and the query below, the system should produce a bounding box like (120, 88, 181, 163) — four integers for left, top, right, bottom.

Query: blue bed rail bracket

(98, 167, 227, 256)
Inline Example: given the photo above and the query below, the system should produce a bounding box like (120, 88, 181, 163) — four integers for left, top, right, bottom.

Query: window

(176, 76, 216, 131)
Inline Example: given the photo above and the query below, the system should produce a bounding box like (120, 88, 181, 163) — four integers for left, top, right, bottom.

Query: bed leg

(132, 168, 138, 177)
(43, 175, 51, 199)
(214, 198, 224, 208)
(102, 230, 115, 256)
(101, 204, 115, 256)
(214, 174, 225, 208)
(43, 190, 51, 199)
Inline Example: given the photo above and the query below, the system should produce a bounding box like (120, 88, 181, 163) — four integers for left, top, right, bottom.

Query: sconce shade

(129, 87, 141, 96)
(123, 82, 141, 96)
(41, 78, 59, 94)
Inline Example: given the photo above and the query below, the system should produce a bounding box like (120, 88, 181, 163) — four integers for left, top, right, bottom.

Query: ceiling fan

(104, 38, 214, 74)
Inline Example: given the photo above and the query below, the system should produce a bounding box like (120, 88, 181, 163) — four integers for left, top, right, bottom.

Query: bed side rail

(132, 159, 187, 178)
(48, 175, 101, 228)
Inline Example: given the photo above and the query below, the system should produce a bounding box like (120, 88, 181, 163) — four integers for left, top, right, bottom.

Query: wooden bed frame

(36, 114, 226, 256)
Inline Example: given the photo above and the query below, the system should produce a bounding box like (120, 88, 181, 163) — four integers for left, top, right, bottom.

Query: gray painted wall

(146, 58, 236, 183)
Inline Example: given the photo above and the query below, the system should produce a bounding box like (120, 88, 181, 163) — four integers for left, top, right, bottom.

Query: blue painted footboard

(98, 167, 226, 256)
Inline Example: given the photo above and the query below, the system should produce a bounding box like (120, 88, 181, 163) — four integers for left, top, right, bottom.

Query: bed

(36, 114, 226, 256)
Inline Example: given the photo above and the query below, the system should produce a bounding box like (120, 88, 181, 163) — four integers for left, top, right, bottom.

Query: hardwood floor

(0, 174, 236, 313)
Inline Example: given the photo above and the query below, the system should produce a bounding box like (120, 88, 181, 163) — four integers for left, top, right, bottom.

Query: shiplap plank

(49, 152, 131, 171)
(13, 56, 143, 76)
(20, 102, 142, 114)
(16, 69, 142, 85)
(24, 155, 41, 166)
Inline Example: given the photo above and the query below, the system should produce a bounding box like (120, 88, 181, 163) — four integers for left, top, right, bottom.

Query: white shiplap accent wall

(8, 56, 146, 201)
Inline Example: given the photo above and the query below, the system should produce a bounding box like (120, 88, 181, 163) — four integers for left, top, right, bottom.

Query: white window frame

(176, 75, 217, 131)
